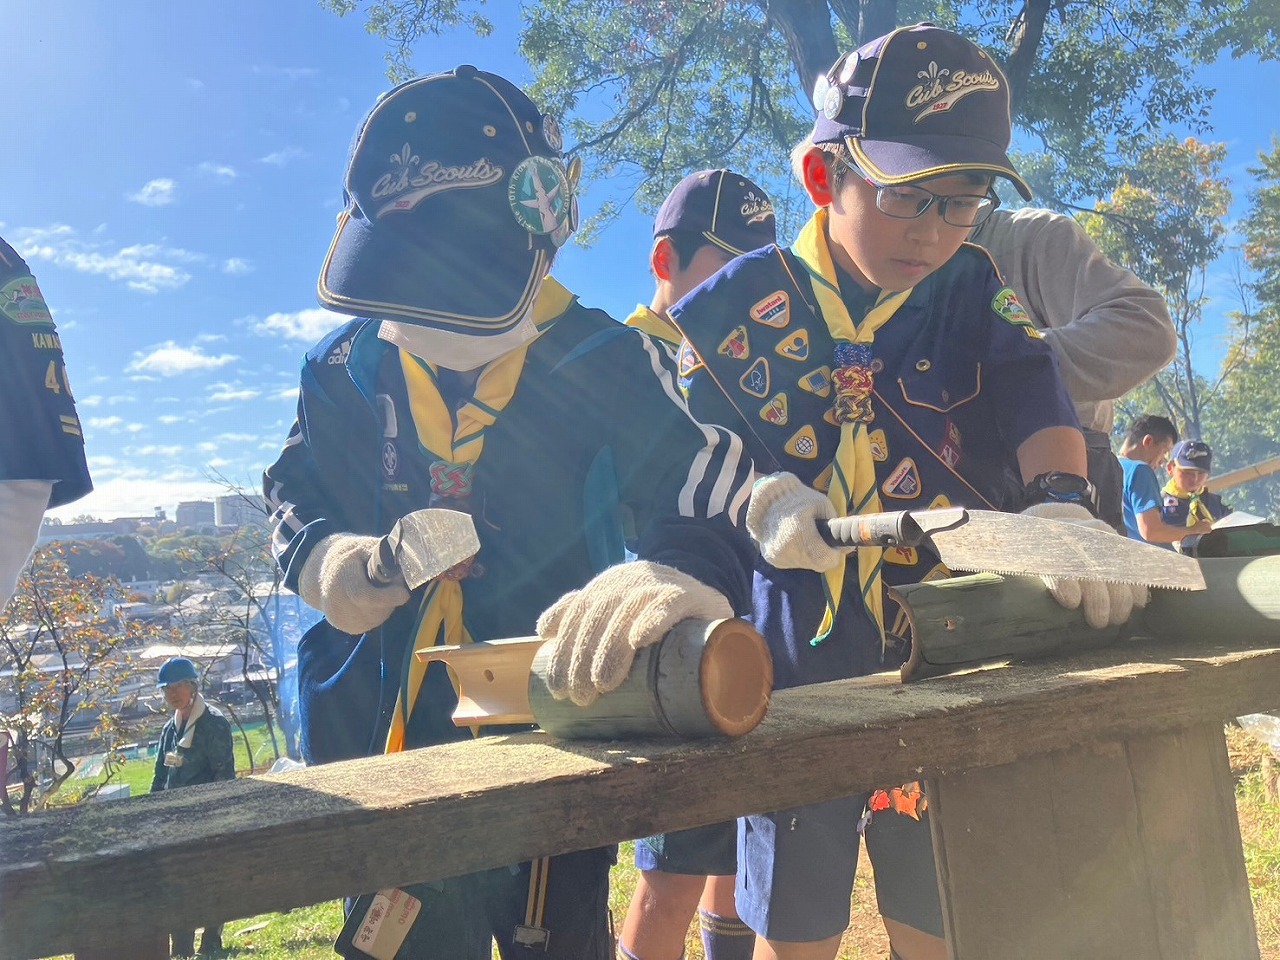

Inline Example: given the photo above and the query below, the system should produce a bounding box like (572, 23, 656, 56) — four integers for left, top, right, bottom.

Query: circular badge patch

(508, 155, 571, 236)
(381, 440, 400, 482)
(823, 85, 845, 121)
(812, 75, 831, 113)
(540, 113, 563, 153)
(550, 194, 579, 248)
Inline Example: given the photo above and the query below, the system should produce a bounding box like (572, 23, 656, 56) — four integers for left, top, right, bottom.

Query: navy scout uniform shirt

(0, 237, 91, 508)
(673, 243, 1081, 688)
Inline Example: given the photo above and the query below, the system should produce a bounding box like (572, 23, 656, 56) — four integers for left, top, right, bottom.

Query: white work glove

(1021, 502, 1150, 629)
(746, 472, 845, 573)
(298, 533, 411, 635)
(539, 561, 733, 706)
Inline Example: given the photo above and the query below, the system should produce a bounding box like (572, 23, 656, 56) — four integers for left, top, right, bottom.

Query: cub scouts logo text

(882, 458, 921, 499)
(750, 292, 789, 328)
(373, 144, 504, 217)
(742, 192, 775, 226)
(906, 62, 1000, 123)
(719, 326, 750, 360)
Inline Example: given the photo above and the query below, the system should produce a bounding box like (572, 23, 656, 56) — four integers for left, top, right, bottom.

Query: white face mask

(378, 307, 540, 371)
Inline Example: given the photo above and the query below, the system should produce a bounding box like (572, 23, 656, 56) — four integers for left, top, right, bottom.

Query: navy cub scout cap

(811, 23, 1032, 200)
(653, 169, 777, 257)
(319, 65, 579, 337)
(1170, 440, 1212, 472)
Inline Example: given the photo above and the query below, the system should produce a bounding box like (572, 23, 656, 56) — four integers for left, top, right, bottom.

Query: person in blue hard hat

(150, 657, 235, 957)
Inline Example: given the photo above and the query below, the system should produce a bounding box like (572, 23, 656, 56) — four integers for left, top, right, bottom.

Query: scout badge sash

(386, 278, 575, 753)
(791, 209, 912, 647)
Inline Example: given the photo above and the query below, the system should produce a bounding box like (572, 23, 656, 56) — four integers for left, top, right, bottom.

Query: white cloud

(126, 423, 145, 433)
(157, 415, 186, 425)
(129, 178, 177, 206)
(217, 432, 258, 442)
(79, 395, 103, 408)
(274, 386, 300, 402)
(206, 457, 232, 469)
(87, 415, 124, 430)
(44, 477, 224, 523)
(126, 341, 239, 376)
(255, 308, 337, 342)
(197, 162, 237, 181)
(223, 257, 253, 275)
(197, 442, 218, 454)
(130, 444, 185, 458)
(259, 147, 306, 167)
(208, 384, 260, 402)
(12, 225, 195, 293)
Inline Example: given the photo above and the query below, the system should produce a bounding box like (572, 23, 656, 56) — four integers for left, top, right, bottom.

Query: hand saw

(819, 507, 1205, 591)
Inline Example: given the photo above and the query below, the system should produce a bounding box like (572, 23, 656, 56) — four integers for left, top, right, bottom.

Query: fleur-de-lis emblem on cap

(390, 143, 419, 171)
(917, 61, 948, 86)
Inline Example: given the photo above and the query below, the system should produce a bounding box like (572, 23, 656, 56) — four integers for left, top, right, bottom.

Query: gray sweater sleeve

(971, 208, 1176, 432)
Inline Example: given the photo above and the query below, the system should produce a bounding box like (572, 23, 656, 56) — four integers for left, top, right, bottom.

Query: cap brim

(849, 134, 1033, 201)
(318, 209, 546, 333)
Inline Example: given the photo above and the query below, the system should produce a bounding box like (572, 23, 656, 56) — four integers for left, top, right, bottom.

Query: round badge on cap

(508, 155, 571, 236)
(812, 74, 831, 113)
(822, 85, 845, 120)
(540, 114, 563, 153)
(550, 194, 579, 248)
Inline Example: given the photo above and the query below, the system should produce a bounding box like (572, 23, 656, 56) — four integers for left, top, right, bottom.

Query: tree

(1082, 137, 1232, 442)
(1, 545, 165, 815)
(321, 0, 1278, 229)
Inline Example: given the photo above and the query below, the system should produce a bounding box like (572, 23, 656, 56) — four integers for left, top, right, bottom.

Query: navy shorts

(340, 847, 616, 959)
(635, 822, 737, 876)
(735, 793, 943, 942)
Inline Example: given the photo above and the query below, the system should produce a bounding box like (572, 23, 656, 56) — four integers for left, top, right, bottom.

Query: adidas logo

(327, 339, 352, 365)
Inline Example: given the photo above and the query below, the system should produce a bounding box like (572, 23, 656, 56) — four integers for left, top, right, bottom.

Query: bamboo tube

(418, 618, 773, 739)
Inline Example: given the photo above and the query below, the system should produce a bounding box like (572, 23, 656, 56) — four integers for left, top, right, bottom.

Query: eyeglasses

(836, 158, 1000, 227)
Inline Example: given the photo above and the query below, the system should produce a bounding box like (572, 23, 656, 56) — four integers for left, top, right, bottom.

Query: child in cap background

(621, 169, 777, 960)
(625, 169, 778, 347)
(671, 23, 1145, 960)
(1163, 439, 1232, 529)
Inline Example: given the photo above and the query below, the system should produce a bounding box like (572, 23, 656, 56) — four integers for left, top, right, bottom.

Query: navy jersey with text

(0, 237, 92, 508)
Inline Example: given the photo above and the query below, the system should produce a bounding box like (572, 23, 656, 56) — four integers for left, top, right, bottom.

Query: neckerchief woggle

(385, 277, 576, 754)
(1163, 476, 1214, 527)
(790, 208, 912, 648)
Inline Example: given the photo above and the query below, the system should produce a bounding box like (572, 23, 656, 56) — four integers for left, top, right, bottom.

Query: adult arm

(973, 210, 1176, 403)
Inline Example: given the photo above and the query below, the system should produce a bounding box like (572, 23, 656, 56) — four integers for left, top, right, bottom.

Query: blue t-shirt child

(1120, 456, 1166, 545)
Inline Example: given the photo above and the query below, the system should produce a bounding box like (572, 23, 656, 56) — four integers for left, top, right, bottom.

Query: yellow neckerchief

(385, 277, 576, 753)
(791, 208, 913, 647)
(624, 304, 680, 344)
(1162, 475, 1214, 526)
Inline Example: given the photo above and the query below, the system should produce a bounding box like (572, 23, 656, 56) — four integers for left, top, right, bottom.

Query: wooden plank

(929, 724, 1258, 959)
(3, 634, 1280, 959)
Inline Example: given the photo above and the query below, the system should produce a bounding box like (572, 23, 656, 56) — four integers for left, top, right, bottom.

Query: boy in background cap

(264, 66, 756, 959)
(1116, 414, 1211, 546)
(1162, 439, 1232, 529)
(626, 169, 778, 346)
(619, 169, 776, 960)
(671, 24, 1145, 960)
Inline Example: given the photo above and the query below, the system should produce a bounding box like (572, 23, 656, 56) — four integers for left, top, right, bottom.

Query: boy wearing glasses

(671, 24, 1143, 960)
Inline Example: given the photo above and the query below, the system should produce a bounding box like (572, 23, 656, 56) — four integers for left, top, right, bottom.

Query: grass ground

(49, 724, 1280, 959)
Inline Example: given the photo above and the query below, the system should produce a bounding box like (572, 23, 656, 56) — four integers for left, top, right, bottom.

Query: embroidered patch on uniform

(759, 392, 789, 427)
(928, 493, 951, 510)
(940, 442, 961, 468)
(775, 329, 810, 362)
(749, 291, 790, 328)
(991, 286, 1042, 339)
(783, 424, 819, 460)
(0, 276, 53, 326)
(739, 357, 770, 398)
(884, 546, 919, 565)
(881, 458, 921, 499)
(946, 420, 962, 447)
(823, 407, 840, 426)
(678, 340, 705, 377)
(798, 366, 832, 397)
(921, 562, 951, 582)
(381, 439, 400, 482)
(718, 325, 750, 361)
(377, 394, 399, 439)
(813, 463, 834, 493)
(868, 429, 888, 462)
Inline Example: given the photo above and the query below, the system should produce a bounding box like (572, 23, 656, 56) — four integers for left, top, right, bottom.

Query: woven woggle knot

(429, 460, 475, 499)
(832, 343, 875, 424)
(440, 556, 480, 581)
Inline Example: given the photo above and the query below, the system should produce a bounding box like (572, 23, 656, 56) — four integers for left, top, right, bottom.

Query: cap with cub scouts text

(319, 65, 579, 336)
(653, 169, 777, 257)
(810, 23, 1032, 200)
(1170, 439, 1213, 472)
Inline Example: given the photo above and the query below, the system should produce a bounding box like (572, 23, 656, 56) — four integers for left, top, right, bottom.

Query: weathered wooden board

(3, 633, 1280, 959)
(930, 723, 1258, 959)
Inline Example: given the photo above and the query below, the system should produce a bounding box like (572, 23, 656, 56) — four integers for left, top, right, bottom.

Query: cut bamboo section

(418, 618, 773, 739)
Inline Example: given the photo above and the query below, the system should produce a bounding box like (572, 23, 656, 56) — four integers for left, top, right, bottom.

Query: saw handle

(367, 521, 406, 586)
(819, 507, 969, 550)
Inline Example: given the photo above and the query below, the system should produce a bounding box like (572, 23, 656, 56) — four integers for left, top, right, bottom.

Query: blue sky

(5, 1, 1276, 521)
